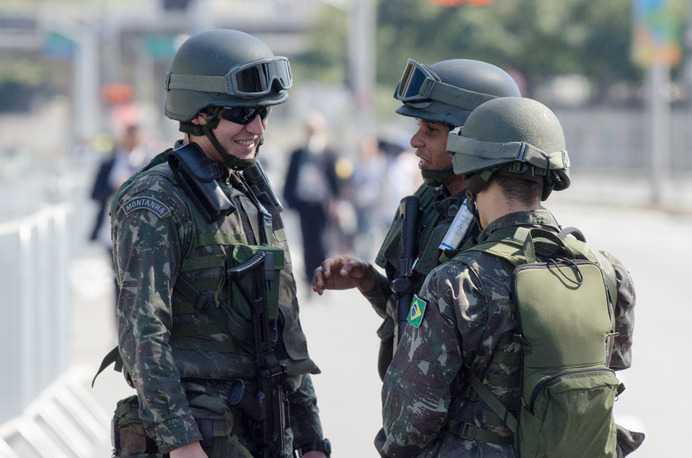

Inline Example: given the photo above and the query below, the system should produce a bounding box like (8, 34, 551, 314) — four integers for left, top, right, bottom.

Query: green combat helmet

(447, 96, 570, 205)
(164, 29, 292, 169)
(394, 58, 521, 184)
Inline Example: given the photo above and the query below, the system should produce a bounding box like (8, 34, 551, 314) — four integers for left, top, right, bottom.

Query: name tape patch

(123, 197, 171, 218)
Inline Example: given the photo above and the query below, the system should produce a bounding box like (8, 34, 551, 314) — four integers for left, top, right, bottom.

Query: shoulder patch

(123, 197, 171, 218)
(408, 294, 427, 328)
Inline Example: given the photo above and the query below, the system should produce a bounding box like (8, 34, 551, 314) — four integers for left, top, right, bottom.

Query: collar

(433, 187, 467, 218)
(478, 208, 560, 243)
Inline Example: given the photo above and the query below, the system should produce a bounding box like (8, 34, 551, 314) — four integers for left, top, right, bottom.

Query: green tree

(302, 0, 643, 103)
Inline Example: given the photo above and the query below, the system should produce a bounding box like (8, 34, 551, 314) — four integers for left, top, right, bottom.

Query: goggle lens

(220, 106, 270, 125)
(230, 58, 292, 96)
(395, 59, 439, 102)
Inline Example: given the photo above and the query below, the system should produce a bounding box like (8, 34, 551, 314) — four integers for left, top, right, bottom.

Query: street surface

(73, 187, 690, 457)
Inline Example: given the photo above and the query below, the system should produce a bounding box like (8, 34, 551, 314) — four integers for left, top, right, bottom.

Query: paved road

(73, 185, 690, 457)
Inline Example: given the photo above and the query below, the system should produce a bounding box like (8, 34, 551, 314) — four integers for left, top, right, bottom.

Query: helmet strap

(179, 108, 257, 171)
(464, 168, 497, 221)
(421, 166, 454, 187)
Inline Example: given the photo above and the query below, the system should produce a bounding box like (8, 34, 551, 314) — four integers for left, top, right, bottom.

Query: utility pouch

(112, 395, 164, 458)
(227, 245, 284, 323)
(184, 382, 246, 457)
(168, 142, 235, 223)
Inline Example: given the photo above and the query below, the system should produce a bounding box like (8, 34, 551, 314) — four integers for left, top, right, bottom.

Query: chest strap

(445, 367, 518, 446)
(446, 418, 514, 445)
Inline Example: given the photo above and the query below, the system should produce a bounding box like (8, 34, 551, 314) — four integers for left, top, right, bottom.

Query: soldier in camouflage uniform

(110, 30, 329, 458)
(312, 59, 521, 378)
(375, 97, 642, 457)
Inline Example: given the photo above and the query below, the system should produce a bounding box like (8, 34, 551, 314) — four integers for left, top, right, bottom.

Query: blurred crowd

(280, 111, 421, 288)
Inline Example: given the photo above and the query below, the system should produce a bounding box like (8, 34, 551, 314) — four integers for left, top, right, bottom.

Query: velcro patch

(123, 197, 171, 218)
(408, 294, 427, 328)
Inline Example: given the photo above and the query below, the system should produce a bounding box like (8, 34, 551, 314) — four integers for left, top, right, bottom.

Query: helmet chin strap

(464, 169, 497, 224)
(179, 109, 258, 171)
(421, 165, 454, 187)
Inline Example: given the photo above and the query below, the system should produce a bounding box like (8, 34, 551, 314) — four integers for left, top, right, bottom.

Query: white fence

(0, 166, 113, 456)
(0, 200, 72, 424)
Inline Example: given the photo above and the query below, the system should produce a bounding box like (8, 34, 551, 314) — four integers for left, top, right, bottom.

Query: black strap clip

(457, 422, 478, 441)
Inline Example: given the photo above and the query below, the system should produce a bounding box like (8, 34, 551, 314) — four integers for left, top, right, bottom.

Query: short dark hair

(494, 174, 542, 207)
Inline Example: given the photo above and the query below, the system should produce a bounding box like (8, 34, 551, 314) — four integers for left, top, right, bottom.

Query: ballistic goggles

(166, 57, 292, 98)
(394, 59, 496, 110)
(220, 106, 271, 125)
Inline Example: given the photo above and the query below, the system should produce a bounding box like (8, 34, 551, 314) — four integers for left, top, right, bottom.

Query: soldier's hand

(170, 441, 208, 458)
(302, 452, 328, 458)
(312, 256, 375, 295)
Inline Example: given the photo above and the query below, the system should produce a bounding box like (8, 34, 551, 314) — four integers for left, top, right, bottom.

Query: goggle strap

(166, 72, 229, 94)
(424, 80, 499, 111)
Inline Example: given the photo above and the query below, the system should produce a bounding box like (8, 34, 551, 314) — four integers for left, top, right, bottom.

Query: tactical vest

(447, 225, 622, 457)
(95, 149, 317, 386)
(377, 184, 470, 287)
(158, 163, 314, 376)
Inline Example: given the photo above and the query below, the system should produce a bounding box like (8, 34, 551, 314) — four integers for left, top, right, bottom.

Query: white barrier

(0, 366, 111, 458)
(0, 202, 72, 425)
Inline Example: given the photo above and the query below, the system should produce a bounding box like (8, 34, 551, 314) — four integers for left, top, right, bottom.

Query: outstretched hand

(312, 256, 375, 295)
(170, 441, 208, 458)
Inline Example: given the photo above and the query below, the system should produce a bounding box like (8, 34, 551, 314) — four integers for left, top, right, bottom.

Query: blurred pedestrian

(351, 135, 388, 261)
(283, 111, 340, 287)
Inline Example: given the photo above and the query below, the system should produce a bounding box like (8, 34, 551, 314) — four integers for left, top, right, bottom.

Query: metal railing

(0, 200, 72, 424)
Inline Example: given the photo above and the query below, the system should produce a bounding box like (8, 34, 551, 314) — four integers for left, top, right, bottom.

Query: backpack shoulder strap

(465, 226, 530, 265)
(558, 227, 618, 308)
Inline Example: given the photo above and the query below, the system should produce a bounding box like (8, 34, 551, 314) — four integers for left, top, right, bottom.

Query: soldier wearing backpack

(375, 97, 644, 457)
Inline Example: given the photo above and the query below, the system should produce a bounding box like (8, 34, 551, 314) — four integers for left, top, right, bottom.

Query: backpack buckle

(457, 422, 478, 441)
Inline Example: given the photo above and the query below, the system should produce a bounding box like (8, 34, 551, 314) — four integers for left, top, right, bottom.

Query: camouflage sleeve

(376, 263, 471, 457)
(361, 270, 391, 318)
(112, 175, 202, 453)
(600, 250, 636, 371)
(287, 374, 324, 449)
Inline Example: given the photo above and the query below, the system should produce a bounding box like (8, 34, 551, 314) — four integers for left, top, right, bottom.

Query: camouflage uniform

(111, 148, 323, 455)
(375, 209, 635, 457)
(363, 183, 480, 369)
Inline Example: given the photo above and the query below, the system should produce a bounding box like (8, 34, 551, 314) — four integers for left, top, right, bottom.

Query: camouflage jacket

(111, 146, 324, 454)
(375, 209, 636, 457)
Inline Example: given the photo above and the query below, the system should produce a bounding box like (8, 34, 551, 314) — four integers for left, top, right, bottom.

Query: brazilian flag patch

(408, 294, 427, 328)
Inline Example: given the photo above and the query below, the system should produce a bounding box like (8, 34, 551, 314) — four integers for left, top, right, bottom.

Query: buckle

(164, 71, 172, 91)
(194, 294, 212, 313)
(457, 422, 478, 441)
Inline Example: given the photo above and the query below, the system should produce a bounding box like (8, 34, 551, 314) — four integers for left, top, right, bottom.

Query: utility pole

(632, 0, 685, 204)
(319, 0, 377, 139)
(349, 0, 376, 135)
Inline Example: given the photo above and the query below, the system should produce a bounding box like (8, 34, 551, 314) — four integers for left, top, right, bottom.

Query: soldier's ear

(191, 113, 208, 126)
